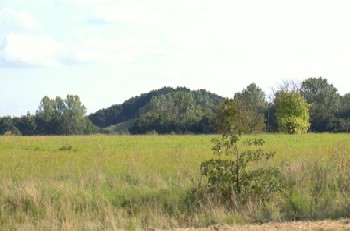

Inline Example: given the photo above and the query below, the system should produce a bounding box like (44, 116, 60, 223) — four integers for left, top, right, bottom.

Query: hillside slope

(88, 87, 224, 134)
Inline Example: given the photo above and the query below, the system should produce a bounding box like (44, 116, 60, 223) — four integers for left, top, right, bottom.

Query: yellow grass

(0, 134, 350, 229)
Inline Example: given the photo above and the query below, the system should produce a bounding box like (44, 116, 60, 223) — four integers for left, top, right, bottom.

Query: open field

(1, 134, 350, 230)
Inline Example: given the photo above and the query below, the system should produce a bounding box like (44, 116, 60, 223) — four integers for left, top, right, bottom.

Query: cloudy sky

(1, 0, 350, 116)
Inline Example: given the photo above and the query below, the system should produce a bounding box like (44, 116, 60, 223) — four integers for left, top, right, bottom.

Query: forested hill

(88, 87, 224, 134)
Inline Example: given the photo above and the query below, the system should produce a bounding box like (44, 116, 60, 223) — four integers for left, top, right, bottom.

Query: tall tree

(0, 117, 21, 135)
(340, 93, 350, 118)
(35, 96, 61, 134)
(130, 90, 221, 134)
(61, 95, 88, 135)
(35, 95, 94, 135)
(234, 83, 268, 113)
(275, 92, 310, 134)
(300, 77, 340, 132)
(13, 113, 37, 136)
(216, 99, 265, 135)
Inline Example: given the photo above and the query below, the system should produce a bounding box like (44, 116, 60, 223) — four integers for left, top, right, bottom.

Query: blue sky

(1, 0, 350, 116)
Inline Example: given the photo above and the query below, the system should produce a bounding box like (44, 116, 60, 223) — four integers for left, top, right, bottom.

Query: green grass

(0, 134, 350, 230)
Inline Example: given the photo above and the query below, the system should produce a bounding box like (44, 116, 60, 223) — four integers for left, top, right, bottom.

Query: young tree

(275, 92, 310, 134)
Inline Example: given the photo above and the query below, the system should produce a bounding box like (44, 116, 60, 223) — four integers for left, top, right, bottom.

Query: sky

(1, 0, 350, 116)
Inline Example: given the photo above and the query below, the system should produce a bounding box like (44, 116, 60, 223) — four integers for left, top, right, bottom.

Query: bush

(198, 135, 286, 207)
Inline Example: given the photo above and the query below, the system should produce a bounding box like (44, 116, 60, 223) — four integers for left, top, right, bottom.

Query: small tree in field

(197, 99, 286, 207)
(275, 92, 310, 134)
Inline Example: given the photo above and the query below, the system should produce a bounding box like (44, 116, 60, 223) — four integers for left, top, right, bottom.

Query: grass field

(1, 134, 350, 230)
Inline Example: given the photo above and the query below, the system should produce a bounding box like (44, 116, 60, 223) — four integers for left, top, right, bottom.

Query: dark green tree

(0, 116, 21, 135)
(130, 90, 221, 134)
(13, 112, 37, 136)
(300, 77, 340, 132)
(216, 99, 265, 135)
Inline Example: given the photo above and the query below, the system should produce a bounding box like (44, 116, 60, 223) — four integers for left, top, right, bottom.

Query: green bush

(198, 135, 286, 207)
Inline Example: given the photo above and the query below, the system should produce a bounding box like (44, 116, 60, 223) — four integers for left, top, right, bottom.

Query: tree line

(0, 95, 98, 136)
(1, 77, 350, 135)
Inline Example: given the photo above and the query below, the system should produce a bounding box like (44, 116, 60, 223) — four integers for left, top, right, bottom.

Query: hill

(88, 87, 224, 134)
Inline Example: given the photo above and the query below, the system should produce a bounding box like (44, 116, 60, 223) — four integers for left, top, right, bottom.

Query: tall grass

(0, 134, 350, 230)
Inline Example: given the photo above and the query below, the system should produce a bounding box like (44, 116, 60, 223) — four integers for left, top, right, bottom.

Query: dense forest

(89, 87, 223, 134)
(1, 77, 350, 135)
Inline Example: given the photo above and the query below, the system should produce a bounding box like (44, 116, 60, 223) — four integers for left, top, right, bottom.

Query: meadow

(0, 134, 350, 230)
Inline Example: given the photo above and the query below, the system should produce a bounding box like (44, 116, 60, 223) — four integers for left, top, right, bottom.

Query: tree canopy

(300, 77, 340, 132)
(275, 92, 310, 134)
(2, 78, 350, 135)
(130, 89, 222, 134)
(1, 95, 97, 136)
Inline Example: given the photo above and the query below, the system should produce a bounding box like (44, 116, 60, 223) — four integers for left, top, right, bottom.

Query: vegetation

(1, 134, 350, 229)
(199, 136, 286, 206)
(275, 92, 310, 134)
(300, 77, 341, 132)
(129, 89, 222, 134)
(199, 95, 285, 211)
(216, 99, 266, 135)
(0, 95, 98, 136)
(89, 87, 223, 134)
(2, 77, 350, 135)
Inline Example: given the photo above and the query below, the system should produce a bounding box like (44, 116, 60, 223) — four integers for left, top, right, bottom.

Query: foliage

(275, 92, 310, 134)
(199, 135, 286, 206)
(216, 99, 265, 135)
(89, 87, 223, 131)
(300, 77, 341, 132)
(12, 113, 37, 136)
(234, 83, 268, 114)
(130, 89, 222, 134)
(35, 95, 97, 135)
(0, 95, 98, 136)
(89, 87, 181, 128)
(3, 78, 350, 135)
(0, 116, 22, 135)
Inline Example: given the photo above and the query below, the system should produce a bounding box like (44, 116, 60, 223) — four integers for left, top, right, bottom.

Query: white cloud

(93, 3, 163, 26)
(1, 33, 63, 67)
(0, 7, 38, 32)
(67, 35, 162, 64)
(57, 0, 114, 5)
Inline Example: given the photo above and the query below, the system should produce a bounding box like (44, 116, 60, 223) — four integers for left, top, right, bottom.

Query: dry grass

(162, 220, 350, 230)
(1, 134, 350, 230)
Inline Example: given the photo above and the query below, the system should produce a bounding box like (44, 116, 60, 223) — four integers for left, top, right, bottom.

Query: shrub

(198, 135, 286, 207)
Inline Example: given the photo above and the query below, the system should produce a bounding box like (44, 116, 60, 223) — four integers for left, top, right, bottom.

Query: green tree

(61, 95, 88, 135)
(275, 92, 310, 134)
(35, 96, 61, 134)
(216, 99, 265, 135)
(199, 95, 285, 206)
(234, 83, 268, 113)
(300, 77, 340, 132)
(340, 93, 350, 118)
(35, 95, 95, 135)
(130, 90, 221, 134)
(0, 116, 21, 135)
(13, 112, 37, 136)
